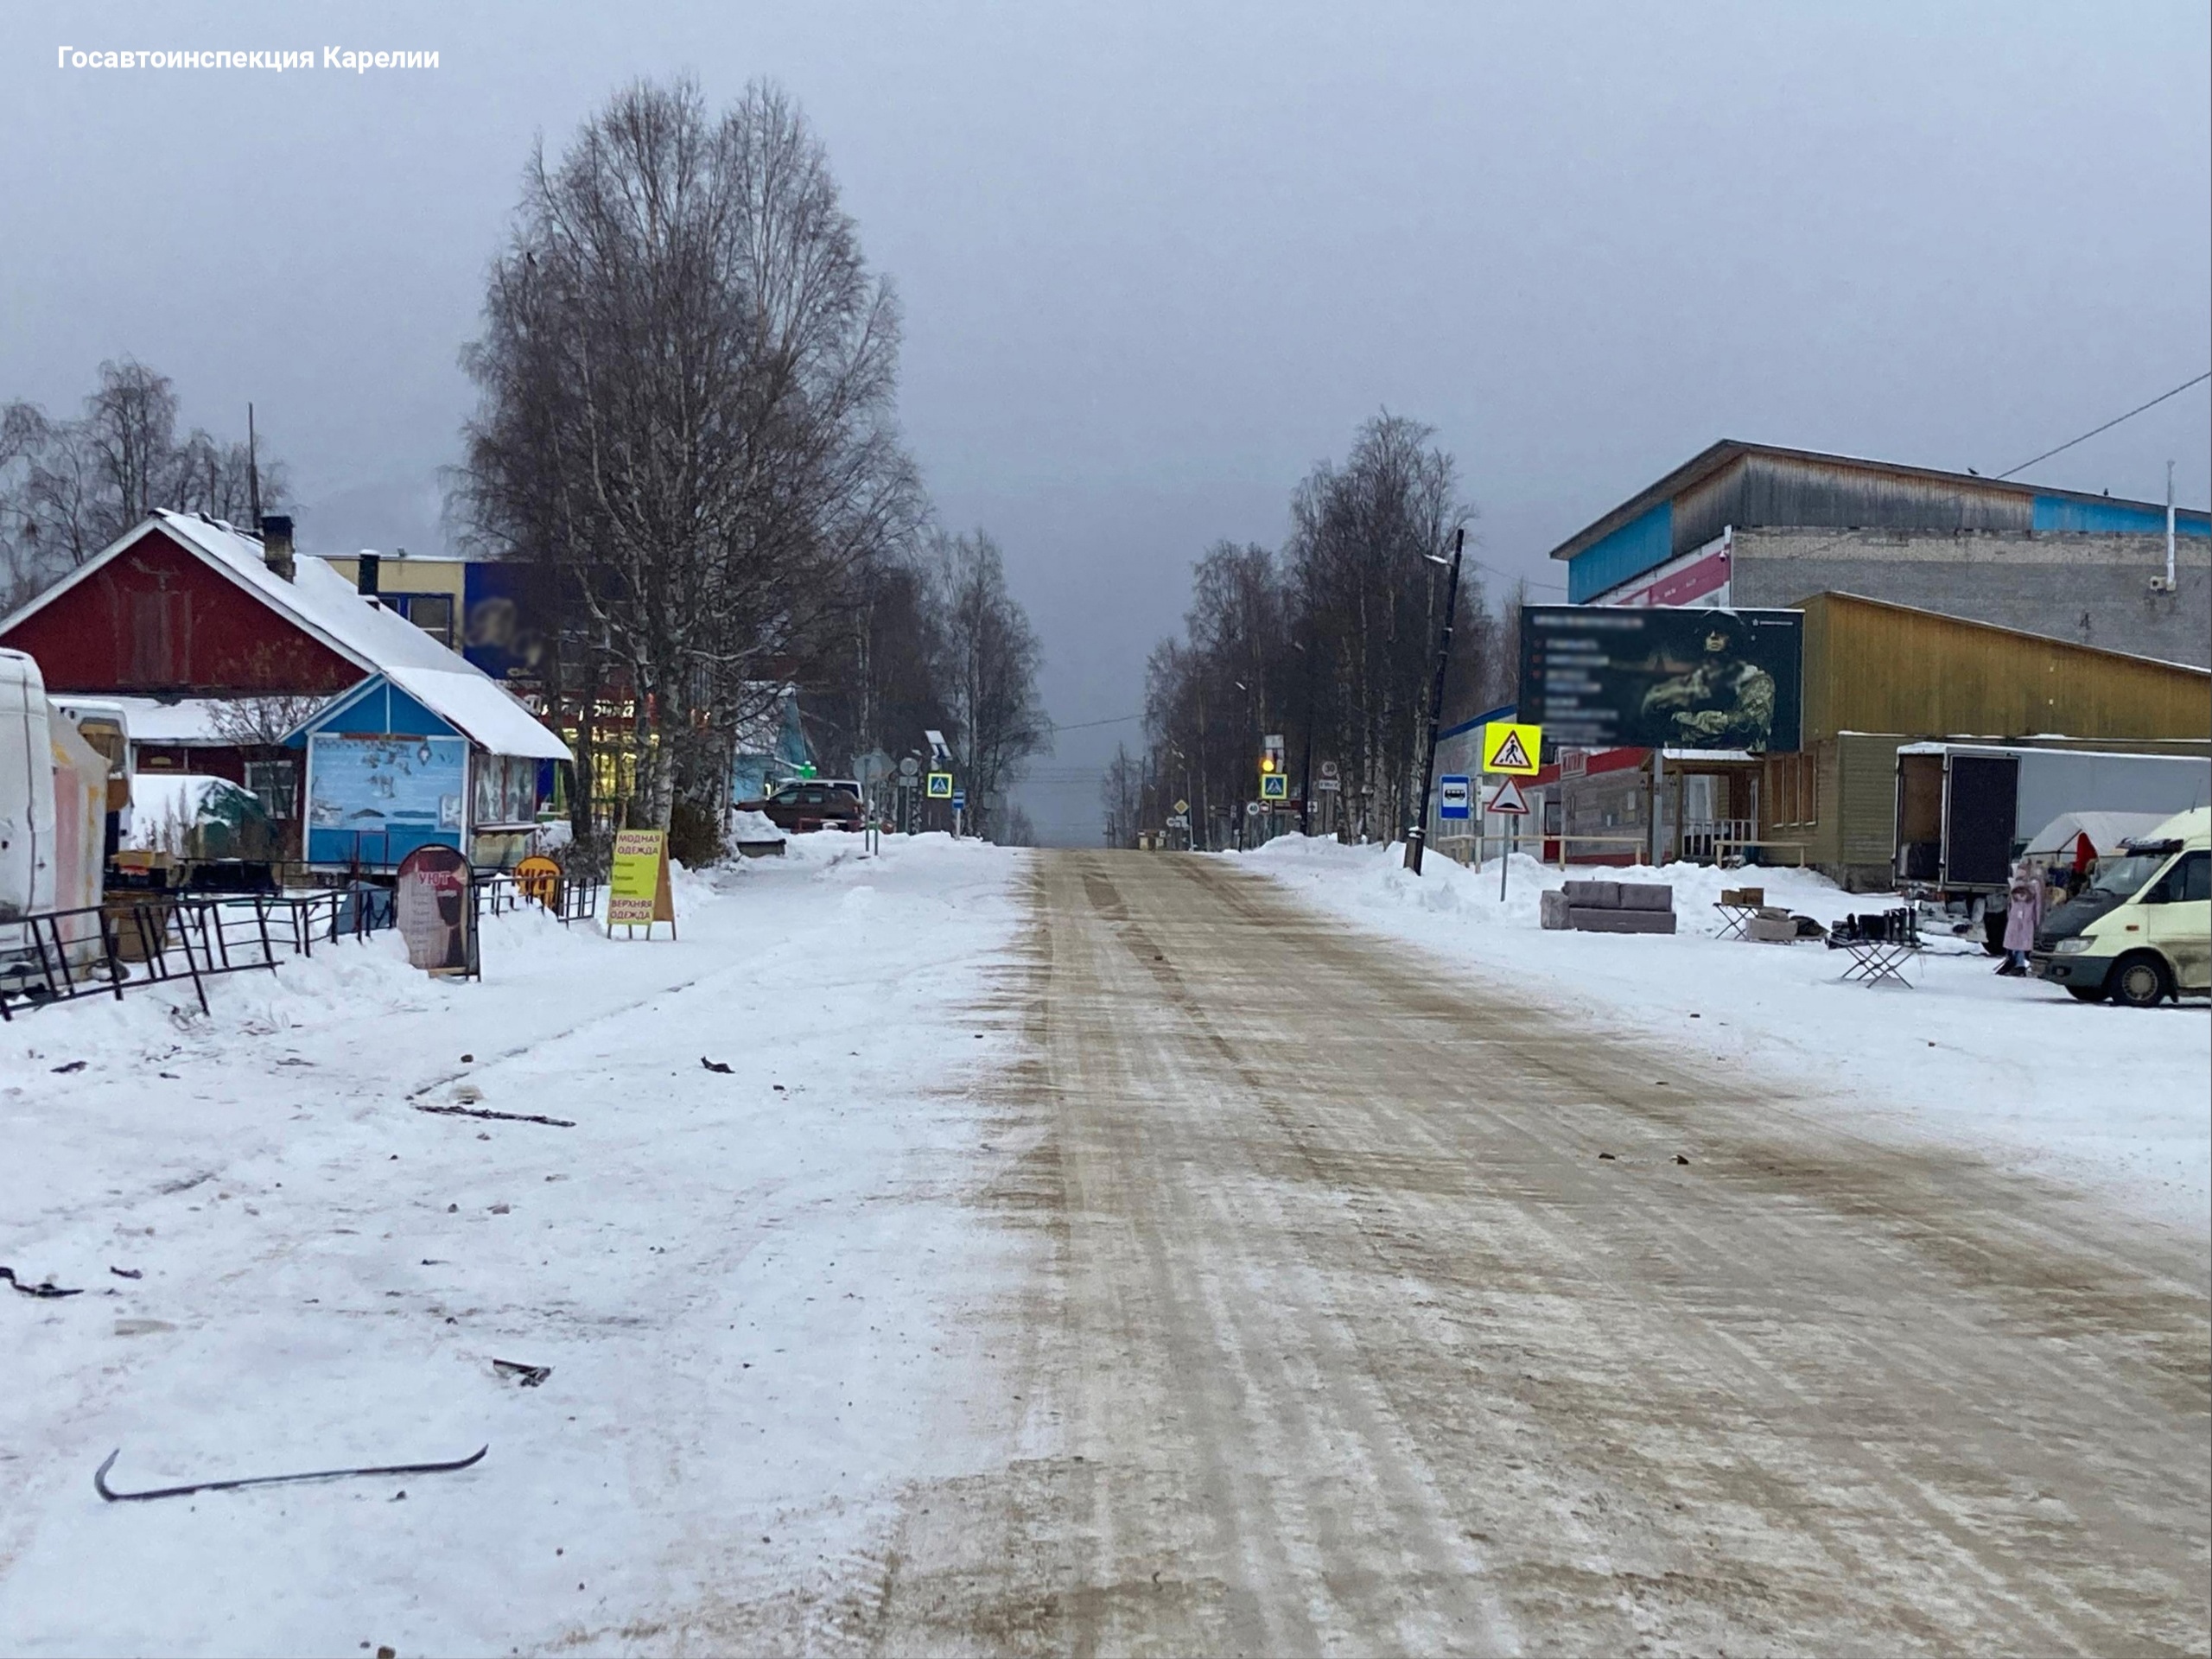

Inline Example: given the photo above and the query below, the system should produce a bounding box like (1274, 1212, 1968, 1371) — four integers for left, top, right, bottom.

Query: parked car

(741, 779, 865, 834)
(2031, 807, 2210, 1007)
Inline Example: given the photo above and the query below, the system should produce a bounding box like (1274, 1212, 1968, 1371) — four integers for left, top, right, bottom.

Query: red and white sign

(1599, 527, 1732, 608)
(1483, 778, 1532, 817)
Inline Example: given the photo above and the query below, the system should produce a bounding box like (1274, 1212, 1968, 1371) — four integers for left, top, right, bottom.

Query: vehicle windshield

(2088, 852, 2170, 899)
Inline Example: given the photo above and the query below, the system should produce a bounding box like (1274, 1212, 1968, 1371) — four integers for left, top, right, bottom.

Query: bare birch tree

(932, 529, 1048, 842)
(458, 77, 922, 852)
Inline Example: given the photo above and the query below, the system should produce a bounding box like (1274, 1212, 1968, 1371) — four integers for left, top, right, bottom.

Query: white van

(2031, 806, 2211, 1007)
(0, 650, 110, 957)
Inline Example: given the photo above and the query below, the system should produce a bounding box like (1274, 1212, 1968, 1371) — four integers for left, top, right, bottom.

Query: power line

(1050, 712, 1141, 732)
(1996, 370, 2211, 481)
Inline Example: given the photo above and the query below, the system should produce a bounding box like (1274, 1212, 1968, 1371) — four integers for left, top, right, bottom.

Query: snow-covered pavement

(1245, 837, 2211, 1231)
(0, 834, 1031, 1655)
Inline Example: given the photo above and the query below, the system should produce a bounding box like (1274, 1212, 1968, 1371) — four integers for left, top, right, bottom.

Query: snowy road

(871, 851, 2211, 1655)
(3, 842, 2207, 1655)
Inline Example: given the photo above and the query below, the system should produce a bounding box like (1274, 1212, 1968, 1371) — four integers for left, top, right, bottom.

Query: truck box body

(1895, 743, 2212, 897)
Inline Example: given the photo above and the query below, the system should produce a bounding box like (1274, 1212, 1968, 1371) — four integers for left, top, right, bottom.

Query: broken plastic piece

(2, 1267, 83, 1298)
(415, 1103, 575, 1128)
(95, 1444, 487, 1502)
(492, 1359, 552, 1388)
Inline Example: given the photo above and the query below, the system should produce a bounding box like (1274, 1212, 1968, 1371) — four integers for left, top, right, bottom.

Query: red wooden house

(0, 511, 566, 836)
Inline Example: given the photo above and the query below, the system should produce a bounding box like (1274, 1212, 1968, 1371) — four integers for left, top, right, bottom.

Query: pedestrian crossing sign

(1482, 721, 1541, 775)
(1261, 772, 1288, 800)
(925, 770, 954, 798)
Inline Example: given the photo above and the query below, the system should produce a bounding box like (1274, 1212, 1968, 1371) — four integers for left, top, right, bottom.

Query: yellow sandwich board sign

(607, 828, 676, 938)
(1482, 721, 1541, 775)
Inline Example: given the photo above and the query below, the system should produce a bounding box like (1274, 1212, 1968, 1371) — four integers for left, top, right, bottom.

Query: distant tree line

(1109, 414, 1522, 849)
(0, 360, 286, 608)
(456, 77, 1047, 857)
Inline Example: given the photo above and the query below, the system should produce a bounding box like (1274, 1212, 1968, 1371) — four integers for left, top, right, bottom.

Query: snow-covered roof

(2, 512, 569, 762)
(147, 512, 467, 675)
(78, 695, 295, 746)
(382, 665, 571, 761)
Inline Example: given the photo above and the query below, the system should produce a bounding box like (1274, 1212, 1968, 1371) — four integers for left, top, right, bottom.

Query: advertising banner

(1517, 607, 1802, 753)
(395, 843, 474, 976)
(607, 829, 676, 936)
(305, 734, 467, 867)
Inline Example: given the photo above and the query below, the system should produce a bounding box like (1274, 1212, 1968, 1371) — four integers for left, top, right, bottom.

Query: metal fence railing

(0, 893, 299, 1020)
(3, 868, 605, 1023)
(473, 871, 601, 926)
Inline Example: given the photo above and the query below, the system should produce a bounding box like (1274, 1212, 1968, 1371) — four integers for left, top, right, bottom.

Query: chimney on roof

(357, 552, 380, 598)
(258, 513, 296, 582)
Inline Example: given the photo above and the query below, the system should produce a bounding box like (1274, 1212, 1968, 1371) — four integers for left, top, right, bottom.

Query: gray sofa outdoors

(1539, 879, 1678, 935)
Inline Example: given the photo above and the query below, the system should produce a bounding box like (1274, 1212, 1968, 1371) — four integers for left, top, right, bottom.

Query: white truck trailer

(1893, 741, 2212, 950)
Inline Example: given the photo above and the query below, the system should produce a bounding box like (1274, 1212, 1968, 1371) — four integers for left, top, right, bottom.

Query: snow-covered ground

(1245, 837, 2211, 1232)
(0, 834, 1031, 1655)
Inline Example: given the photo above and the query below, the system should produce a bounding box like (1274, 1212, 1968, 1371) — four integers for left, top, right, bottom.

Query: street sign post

(925, 770, 953, 799)
(1483, 777, 1530, 902)
(1261, 772, 1288, 801)
(1438, 774, 1471, 821)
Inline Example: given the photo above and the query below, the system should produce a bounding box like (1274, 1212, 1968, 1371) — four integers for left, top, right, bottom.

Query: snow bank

(1245, 836, 2209, 1230)
(727, 807, 785, 847)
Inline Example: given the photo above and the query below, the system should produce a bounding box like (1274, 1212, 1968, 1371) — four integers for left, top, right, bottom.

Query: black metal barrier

(473, 871, 601, 927)
(2, 871, 601, 1022)
(0, 893, 296, 1020)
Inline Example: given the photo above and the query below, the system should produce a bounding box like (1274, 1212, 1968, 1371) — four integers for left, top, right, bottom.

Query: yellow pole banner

(607, 829, 676, 938)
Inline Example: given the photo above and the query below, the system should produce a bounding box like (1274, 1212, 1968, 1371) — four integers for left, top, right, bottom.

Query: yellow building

(320, 551, 467, 649)
(1762, 593, 2209, 887)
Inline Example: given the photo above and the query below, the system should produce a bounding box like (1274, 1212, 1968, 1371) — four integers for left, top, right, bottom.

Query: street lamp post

(1403, 526, 1465, 875)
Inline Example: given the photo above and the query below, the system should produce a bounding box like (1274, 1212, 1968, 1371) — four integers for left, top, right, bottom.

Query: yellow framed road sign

(1482, 721, 1542, 775)
(1261, 772, 1288, 800)
(925, 770, 954, 799)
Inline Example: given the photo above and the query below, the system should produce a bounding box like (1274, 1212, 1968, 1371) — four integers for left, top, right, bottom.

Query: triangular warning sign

(1488, 730, 1532, 771)
(1484, 778, 1531, 816)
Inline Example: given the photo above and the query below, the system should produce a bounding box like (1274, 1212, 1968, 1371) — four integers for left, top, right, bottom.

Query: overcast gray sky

(6, 2, 2208, 842)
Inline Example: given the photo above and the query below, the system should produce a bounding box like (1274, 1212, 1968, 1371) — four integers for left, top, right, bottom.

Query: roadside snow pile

(1250, 833, 1847, 934)
(1245, 836, 2210, 1230)
(728, 807, 785, 848)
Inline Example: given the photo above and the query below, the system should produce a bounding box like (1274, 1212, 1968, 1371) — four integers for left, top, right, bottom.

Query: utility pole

(2166, 460, 2177, 591)
(246, 403, 261, 527)
(1403, 527, 1465, 875)
(1294, 633, 1313, 838)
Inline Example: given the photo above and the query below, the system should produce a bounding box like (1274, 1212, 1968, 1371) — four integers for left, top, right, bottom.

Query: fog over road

(872, 851, 2209, 1655)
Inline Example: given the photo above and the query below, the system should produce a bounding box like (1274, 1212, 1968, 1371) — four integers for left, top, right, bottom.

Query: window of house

(472, 754, 540, 827)
(1770, 752, 1815, 829)
(394, 593, 455, 647)
(244, 760, 298, 820)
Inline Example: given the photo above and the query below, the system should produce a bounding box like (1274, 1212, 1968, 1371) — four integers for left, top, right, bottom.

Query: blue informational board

(306, 733, 467, 867)
(1438, 774, 1472, 820)
(951, 789, 967, 810)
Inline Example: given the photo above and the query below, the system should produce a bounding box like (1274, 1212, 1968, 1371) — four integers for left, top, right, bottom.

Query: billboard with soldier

(1516, 606, 1802, 753)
